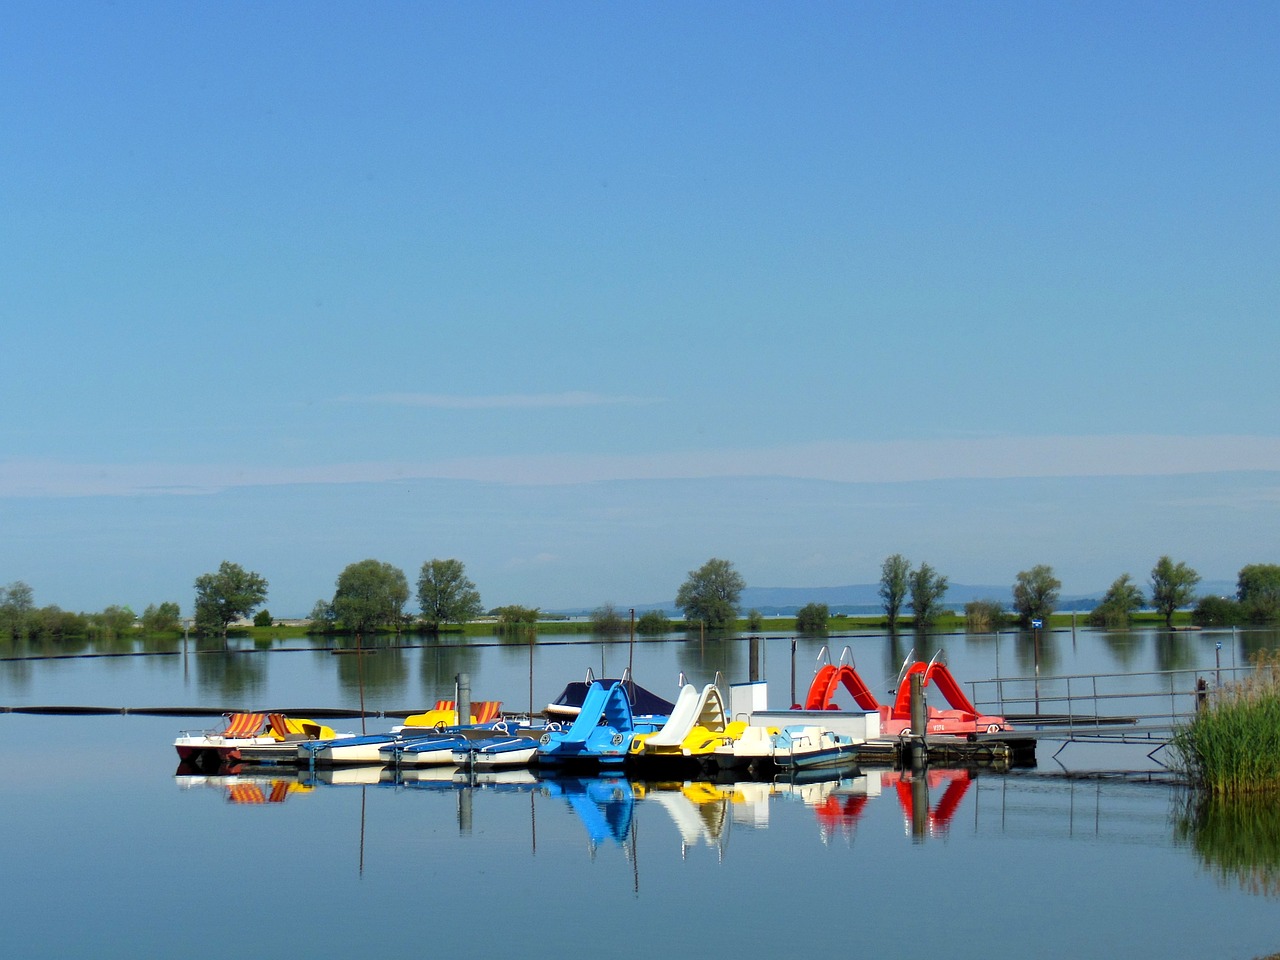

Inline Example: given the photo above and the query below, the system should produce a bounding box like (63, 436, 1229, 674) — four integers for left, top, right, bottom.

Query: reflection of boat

(802, 648, 1011, 737)
(813, 772, 882, 841)
(304, 764, 387, 786)
(888, 768, 973, 837)
(544, 777, 636, 848)
(647, 784, 731, 854)
(538, 681, 663, 770)
(772, 725, 859, 773)
(174, 768, 315, 804)
(173, 713, 344, 770)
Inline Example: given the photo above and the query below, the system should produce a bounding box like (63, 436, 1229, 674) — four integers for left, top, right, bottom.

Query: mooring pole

(790, 638, 797, 707)
(910, 671, 927, 769)
(356, 631, 367, 735)
(628, 608, 635, 681)
(457, 672, 471, 727)
(749, 635, 760, 683)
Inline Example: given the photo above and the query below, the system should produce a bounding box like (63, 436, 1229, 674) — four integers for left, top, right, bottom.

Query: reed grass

(1171, 650, 1280, 796)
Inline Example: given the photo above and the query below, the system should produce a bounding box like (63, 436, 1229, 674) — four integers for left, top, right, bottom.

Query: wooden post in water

(749, 635, 760, 683)
(356, 631, 366, 735)
(909, 672, 927, 769)
(457, 672, 471, 728)
(790, 638, 797, 707)
(628, 608, 635, 680)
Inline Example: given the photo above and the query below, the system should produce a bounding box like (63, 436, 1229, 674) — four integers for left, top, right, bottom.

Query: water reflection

(172, 764, 1009, 855)
(194, 650, 267, 702)
(1176, 793, 1280, 898)
(331, 645, 409, 701)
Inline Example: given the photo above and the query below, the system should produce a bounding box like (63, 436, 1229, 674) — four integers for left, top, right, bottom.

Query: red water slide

(803, 663, 884, 712)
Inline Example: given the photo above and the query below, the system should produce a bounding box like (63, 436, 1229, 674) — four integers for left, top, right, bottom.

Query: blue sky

(2, 2, 1277, 615)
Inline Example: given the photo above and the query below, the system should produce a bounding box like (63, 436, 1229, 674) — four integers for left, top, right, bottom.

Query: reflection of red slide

(890, 769, 972, 834)
(814, 793, 870, 833)
(803, 659, 1011, 737)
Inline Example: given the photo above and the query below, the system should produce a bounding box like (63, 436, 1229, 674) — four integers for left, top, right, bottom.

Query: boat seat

(472, 701, 502, 723)
(267, 713, 312, 742)
(221, 713, 266, 739)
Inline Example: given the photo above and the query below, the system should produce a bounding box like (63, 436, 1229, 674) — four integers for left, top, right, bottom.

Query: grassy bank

(1172, 651, 1280, 796)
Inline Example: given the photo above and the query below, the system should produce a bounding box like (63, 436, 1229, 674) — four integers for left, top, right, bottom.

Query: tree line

(3, 552, 1278, 644)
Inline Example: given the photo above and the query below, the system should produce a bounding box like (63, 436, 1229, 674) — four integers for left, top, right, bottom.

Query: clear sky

(2, 2, 1277, 615)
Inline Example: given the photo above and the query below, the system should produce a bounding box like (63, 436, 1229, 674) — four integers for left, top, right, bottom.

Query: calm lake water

(2, 626, 1279, 960)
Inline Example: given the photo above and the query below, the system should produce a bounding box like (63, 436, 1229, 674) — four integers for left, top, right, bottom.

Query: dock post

(909, 672, 927, 769)
(457, 672, 471, 726)
(749, 635, 760, 683)
(790, 638, 797, 707)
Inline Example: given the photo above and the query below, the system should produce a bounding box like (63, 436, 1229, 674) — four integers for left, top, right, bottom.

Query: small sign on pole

(1031, 618, 1043, 629)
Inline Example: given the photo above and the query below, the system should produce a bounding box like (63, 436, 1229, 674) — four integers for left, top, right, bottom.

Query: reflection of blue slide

(547, 777, 634, 846)
(538, 681, 639, 769)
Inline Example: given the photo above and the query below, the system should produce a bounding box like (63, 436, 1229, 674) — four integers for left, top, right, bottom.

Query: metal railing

(966, 665, 1255, 743)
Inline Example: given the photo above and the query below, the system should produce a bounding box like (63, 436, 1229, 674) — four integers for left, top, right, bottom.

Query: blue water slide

(538, 681, 636, 765)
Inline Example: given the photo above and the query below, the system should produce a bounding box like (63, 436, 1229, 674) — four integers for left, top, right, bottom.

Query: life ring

(986, 723, 1001, 734)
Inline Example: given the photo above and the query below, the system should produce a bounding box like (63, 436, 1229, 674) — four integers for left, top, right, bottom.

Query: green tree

(194, 562, 268, 637)
(0, 581, 35, 640)
(252, 609, 274, 628)
(492, 605, 539, 636)
(746, 608, 763, 631)
(307, 599, 336, 633)
(332, 559, 409, 635)
(416, 558, 483, 629)
(795, 602, 829, 634)
(88, 605, 137, 641)
(675, 557, 745, 630)
(908, 563, 949, 629)
(1088, 573, 1144, 628)
(1013, 564, 1061, 627)
(1237, 563, 1280, 623)
(879, 554, 911, 630)
(636, 609, 673, 635)
(1192, 595, 1243, 627)
(590, 602, 627, 636)
(1150, 555, 1200, 628)
(141, 601, 181, 634)
(964, 599, 1006, 632)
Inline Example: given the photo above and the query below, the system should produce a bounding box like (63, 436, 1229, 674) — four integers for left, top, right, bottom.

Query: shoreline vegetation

(1173, 651, 1280, 797)
(0, 607, 1204, 650)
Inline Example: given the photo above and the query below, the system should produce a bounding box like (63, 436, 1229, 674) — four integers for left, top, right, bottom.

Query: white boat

(174, 713, 345, 770)
(389, 734, 471, 767)
(452, 735, 539, 771)
(709, 724, 779, 771)
(772, 725, 859, 773)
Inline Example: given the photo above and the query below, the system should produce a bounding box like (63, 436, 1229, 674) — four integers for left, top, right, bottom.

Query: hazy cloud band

(3, 434, 1280, 498)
